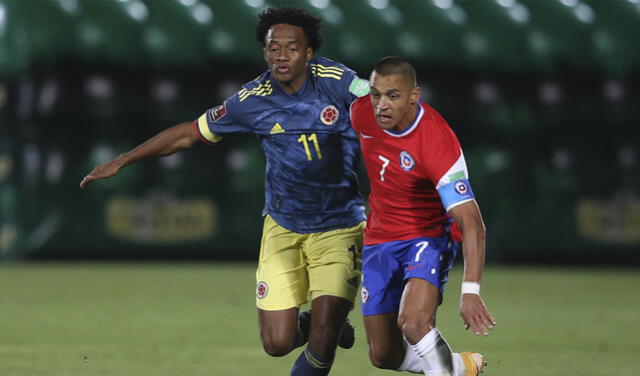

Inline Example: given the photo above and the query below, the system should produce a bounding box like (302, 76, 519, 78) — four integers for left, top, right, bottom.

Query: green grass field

(1, 262, 638, 376)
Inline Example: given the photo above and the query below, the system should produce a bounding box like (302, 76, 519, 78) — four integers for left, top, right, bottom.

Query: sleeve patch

(208, 103, 227, 122)
(349, 77, 370, 97)
(448, 171, 466, 181)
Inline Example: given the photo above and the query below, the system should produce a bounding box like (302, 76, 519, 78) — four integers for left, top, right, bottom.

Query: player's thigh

(360, 241, 405, 316)
(256, 215, 308, 310)
(363, 312, 405, 368)
(401, 236, 456, 301)
(304, 221, 364, 303)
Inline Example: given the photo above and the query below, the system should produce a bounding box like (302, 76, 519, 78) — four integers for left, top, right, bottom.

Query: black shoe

(294, 310, 311, 348)
(338, 317, 355, 349)
(297, 310, 355, 350)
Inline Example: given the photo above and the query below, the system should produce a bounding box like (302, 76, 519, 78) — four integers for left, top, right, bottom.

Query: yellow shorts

(255, 215, 364, 311)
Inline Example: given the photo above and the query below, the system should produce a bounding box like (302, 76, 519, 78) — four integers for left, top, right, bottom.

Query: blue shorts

(360, 236, 458, 316)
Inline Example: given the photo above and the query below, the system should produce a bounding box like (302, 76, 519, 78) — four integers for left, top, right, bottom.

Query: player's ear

(411, 86, 421, 105)
(263, 47, 268, 63)
(305, 47, 313, 62)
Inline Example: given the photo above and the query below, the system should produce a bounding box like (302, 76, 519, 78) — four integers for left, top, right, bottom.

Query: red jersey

(350, 96, 475, 245)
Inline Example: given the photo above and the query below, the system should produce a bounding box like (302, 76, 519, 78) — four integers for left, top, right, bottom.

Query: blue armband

(437, 179, 475, 211)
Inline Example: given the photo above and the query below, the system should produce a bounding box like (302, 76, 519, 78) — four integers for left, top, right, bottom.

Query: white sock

(451, 353, 466, 376)
(396, 340, 424, 374)
(409, 328, 454, 376)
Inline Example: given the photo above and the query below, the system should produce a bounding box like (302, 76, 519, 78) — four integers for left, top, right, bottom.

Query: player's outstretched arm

(449, 200, 496, 336)
(80, 122, 199, 188)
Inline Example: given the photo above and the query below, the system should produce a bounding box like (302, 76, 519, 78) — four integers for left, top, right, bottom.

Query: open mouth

(275, 66, 290, 75)
(376, 114, 393, 124)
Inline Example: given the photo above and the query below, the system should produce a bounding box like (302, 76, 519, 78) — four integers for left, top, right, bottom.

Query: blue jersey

(195, 57, 370, 233)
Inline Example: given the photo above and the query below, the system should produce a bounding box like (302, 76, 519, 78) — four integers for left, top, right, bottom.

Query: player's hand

(80, 158, 124, 188)
(460, 293, 495, 336)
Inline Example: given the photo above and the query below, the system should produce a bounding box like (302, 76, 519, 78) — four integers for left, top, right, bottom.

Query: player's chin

(273, 72, 293, 83)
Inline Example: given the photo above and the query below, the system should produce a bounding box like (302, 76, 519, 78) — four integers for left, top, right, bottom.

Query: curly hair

(255, 7, 324, 52)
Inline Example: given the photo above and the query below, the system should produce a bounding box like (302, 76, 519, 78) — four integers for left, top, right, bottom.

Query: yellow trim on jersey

(197, 114, 223, 143)
(311, 64, 344, 80)
(239, 80, 273, 102)
(312, 63, 344, 73)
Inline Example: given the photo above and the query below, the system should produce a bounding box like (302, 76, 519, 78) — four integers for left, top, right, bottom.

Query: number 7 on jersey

(378, 155, 390, 182)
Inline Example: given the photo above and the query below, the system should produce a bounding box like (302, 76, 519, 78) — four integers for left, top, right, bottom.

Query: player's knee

(397, 312, 432, 341)
(368, 347, 402, 370)
(261, 337, 294, 357)
(262, 341, 292, 357)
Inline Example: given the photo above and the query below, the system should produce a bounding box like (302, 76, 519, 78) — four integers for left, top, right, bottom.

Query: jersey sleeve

(349, 96, 368, 133)
(423, 110, 476, 211)
(313, 58, 369, 109)
(193, 91, 254, 145)
(341, 70, 369, 108)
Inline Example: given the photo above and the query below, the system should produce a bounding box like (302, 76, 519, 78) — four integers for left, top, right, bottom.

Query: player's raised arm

(80, 121, 199, 188)
(448, 200, 496, 336)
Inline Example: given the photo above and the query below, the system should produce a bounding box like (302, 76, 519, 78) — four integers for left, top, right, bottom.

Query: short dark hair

(255, 7, 324, 52)
(373, 56, 417, 87)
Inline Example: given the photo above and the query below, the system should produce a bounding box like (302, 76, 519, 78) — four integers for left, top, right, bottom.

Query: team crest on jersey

(208, 103, 227, 123)
(454, 180, 469, 195)
(399, 151, 415, 171)
(361, 286, 369, 304)
(256, 281, 269, 299)
(320, 105, 339, 126)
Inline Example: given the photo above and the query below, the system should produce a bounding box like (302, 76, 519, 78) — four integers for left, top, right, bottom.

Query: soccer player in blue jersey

(80, 7, 370, 376)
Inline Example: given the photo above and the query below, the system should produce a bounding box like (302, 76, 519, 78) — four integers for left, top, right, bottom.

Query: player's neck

(276, 73, 308, 95)
(392, 104, 420, 133)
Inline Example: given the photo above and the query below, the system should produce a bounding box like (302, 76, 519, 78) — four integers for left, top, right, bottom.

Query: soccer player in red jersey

(350, 57, 496, 375)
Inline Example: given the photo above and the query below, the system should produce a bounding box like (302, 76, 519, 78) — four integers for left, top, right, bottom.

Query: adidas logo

(270, 123, 285, 134)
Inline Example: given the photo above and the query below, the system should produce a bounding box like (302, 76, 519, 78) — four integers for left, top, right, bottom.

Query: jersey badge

(208, 103, 227, 123)
(256, 281, 269, 299)
(320, 105, 339, 126)
(454, 180, 469, 195)
(361, 286, 369, 303)
(270, 122, 285, 134)
(399, 151, 415, 171)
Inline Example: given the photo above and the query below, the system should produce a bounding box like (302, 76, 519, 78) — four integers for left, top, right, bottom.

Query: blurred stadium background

(1, 0, 639, 375)
(1, 0, 639, 262)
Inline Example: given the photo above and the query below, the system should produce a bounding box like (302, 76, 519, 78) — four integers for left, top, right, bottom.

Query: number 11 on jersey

(298, 133, 323, 161)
